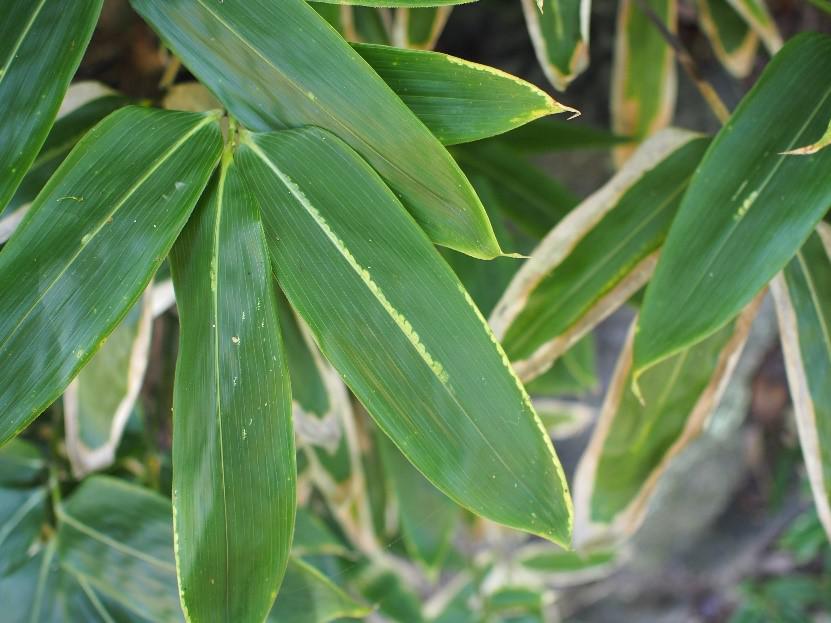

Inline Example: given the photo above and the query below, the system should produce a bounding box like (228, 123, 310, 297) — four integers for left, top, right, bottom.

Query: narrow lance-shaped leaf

(64, 288, 154, 478)
(131, 0, 502, 259)
(771, 227, 831, 541)
(634, 33, 831, 379)
(354, 43, 577, 146)
(0, 0, 104, 211)
(491, 130, 709, 382)
(0, 106, 222, 446)
(725, 0, 782, 54)
(697, 0, 759, 79)
(170, 149, 295, 622)
(573, 298, 759, 547)
(521, 0, 591, 91)
(237, 127, 573, 545)
(611, 0, 678, 164)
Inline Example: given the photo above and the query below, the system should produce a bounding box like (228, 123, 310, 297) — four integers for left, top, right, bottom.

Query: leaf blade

(0, 0, 104, 211)
(237, 127, 573, 545)
(170, 153, 295, 622)
(0, 106, 222, 445)
(131, 0, 501, 258)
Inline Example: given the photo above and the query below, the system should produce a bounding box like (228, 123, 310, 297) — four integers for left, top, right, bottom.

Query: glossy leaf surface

(6, 92, 129, 216)
(171, 155, 295, 622)
(0, 107, 222, 445)
(132, 0, 501, 258)
(0, 0, 104, 211)
(772, 229, 831, 540)
(635, 34, 831, 376)
(237, 127, 573, 544)
(354, 43, 575, 145)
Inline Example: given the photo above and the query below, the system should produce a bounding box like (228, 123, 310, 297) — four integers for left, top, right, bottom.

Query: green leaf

(56, 476, 182, 621)
(491, 130, 709, 381)
(64, 290, 154, 478)
(697, 0, 759, 79)
(634, 34, 831, 378)
(771, 227, 831, 541)
(521, 0, 591, 91)
(353, 43, 576, 146)
(237, 127, 573, 545)
(2, 541, 143, 623)
(573, 300, 759, 545)
(377, 432, 458, 572)
(268, 559, 370, 623)
(5, 90, 130, 217)
(0, 0, 104, 211)
(725, 0, 781, 54)
(131, 0, 502, 259)
(170, 150, 295, 622)
(611, 0, 677, 163)
(0, 486, 47, 576)
(452, 141, 577, 240)
(292, 508, 351, 558)
(0, 106, 221, 446)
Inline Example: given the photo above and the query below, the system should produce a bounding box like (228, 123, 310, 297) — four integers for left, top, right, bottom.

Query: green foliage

(0, 0, 829, 621)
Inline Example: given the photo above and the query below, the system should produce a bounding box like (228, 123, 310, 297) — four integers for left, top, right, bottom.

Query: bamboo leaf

(491, 130, 708, 381)
(0, 106, 222, 446)
(771, 227, 831, 541)
(573, 298, 760, 546)
(353, 43, 577, 146)
(634, 34, 831, 379)
(131, 0, 502, 259)
(521, 0, 591, 91)
(0, 0, 104, 211)
(0, 440, 46, 486)
(5, 87, 129, 216)
(782, 116, 831, 156)
(170, 152, 295, 622)
(725, 0, 782, 54)
(610, 0, 678, 163)
(269, 559, 371, 623)
(237, 127, 573, 545)
(697, 0, 759, 78)
(492, 117, 631, 153)
(313, 0, 470, 6)
(64, 289, 154, 478)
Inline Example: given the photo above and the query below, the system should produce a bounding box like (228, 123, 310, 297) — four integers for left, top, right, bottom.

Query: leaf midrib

(246, 139, 558, 528)
(654, 84, 831, 350)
